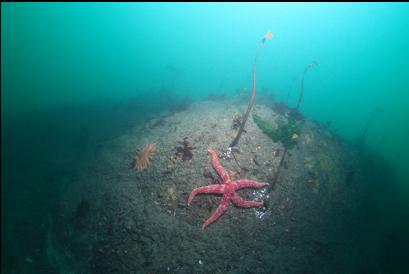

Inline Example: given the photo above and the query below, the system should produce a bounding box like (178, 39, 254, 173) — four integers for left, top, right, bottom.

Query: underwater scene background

(2, 3, 409, 274)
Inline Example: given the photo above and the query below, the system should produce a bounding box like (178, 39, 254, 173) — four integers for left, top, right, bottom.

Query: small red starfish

(188, 149, 270, 229)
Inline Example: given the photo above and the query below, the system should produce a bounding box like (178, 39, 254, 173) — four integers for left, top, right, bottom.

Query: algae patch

(163, 186, 177, 207)
(253, 113, 302, 149)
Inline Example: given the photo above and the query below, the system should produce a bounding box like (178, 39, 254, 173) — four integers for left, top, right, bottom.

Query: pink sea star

(188, 149, 270, 229)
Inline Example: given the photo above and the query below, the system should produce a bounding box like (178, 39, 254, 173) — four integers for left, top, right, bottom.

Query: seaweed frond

(253, 113, 301, 149)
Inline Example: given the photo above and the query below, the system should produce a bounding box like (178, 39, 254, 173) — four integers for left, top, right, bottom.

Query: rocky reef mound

(49, 100, 367, 273)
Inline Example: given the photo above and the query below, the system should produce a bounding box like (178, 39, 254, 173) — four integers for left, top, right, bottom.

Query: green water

(2, 3, 409, 273)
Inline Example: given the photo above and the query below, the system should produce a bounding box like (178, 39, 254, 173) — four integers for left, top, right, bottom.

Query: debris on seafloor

(291, 133, 299, 140)
(231, 114, 243, 130)
(174, 137, 196, 161)
(163, 185, 177, 208)
(203, 168, 219, 183)
(272, 61, 316, 122)
(273, 101, 304, 121)
(132, 143, 156, 171)
(288, 108, 304, 121)
(273, 101, 291, 117)
(273, 148, 282, 158)
(229, 169, 240, 179)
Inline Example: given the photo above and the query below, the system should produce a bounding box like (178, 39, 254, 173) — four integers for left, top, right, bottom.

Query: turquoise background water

(2, 3, 409, 273)
(3, 4, 408, 178)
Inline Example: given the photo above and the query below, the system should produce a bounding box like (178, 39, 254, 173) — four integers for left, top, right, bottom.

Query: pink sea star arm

(202, 195, 229, 229)
(232, 192, 264, 208)
(235, 180, 270, 190)
(188, 184, 225, 205)
(208, 149, 230, 182)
